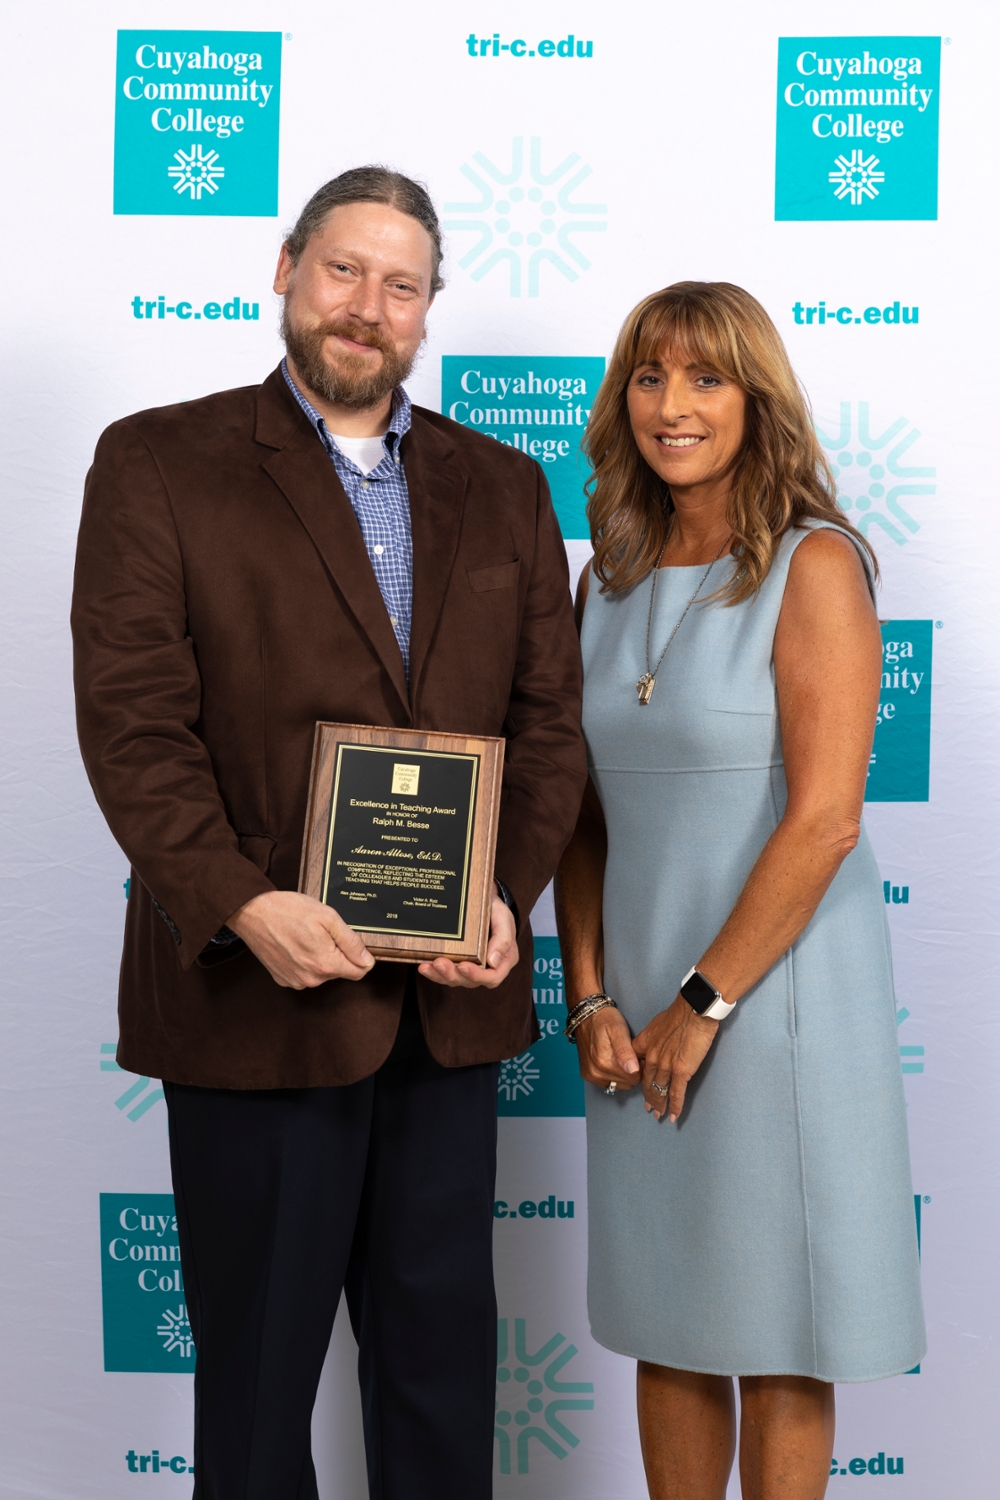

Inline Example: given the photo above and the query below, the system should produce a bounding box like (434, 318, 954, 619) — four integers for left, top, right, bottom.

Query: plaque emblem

(391, 763, 421, 796)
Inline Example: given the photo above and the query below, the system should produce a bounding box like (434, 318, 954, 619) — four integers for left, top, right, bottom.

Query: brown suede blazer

(72, 367, 587, 1089)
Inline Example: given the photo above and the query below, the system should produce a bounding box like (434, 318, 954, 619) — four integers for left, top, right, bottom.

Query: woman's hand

(633, 997, 719, 1122)
(574, 1007, 642, 1091)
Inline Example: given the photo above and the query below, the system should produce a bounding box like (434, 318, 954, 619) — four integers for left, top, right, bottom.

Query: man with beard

(71, 167, 586, 1500)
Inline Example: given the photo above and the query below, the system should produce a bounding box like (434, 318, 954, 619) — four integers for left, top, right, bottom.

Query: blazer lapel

(405, 413, 469, 701)
(255, 371, 411, 718)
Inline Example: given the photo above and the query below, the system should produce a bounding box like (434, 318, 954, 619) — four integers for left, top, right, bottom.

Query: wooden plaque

(298, 723, 504, 964)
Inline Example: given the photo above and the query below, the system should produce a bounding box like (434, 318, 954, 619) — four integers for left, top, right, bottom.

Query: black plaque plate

(321, 744, 480, 940)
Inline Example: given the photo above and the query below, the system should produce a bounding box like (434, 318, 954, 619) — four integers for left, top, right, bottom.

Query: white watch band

(680, 965, 737, 1021)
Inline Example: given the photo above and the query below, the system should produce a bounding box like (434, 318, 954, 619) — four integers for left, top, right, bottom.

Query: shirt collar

(281, 357, 412, 461)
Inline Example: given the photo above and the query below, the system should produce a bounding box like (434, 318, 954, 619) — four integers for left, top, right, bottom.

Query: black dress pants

(164, 987, 500, 1500)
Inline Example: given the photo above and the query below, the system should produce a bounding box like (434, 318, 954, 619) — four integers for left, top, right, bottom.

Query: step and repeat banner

(2, 3, 998, 1497)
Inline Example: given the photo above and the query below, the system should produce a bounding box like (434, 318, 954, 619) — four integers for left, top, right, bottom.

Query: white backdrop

(2, 2, 999, 1496)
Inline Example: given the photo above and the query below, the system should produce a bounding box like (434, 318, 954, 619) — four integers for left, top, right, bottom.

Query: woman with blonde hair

(555, 282, 924, 1499)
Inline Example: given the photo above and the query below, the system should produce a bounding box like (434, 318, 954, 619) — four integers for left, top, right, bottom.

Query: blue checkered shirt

(282, 359, 414, 678)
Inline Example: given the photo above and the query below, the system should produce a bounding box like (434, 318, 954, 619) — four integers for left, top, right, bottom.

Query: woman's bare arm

(554, 774, 607, 1002)
(555, 564, 642, 1088)
(634, 528, 883, 1118)
(689, 528, 881, 999)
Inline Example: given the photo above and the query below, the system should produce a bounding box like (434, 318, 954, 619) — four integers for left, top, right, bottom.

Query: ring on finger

(605, 1081, 618, 1097)
(651, 1080, 669, 1097)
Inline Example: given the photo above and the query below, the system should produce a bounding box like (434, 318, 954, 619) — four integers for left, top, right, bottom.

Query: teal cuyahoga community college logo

(776, 37, 940, 220)
(114, 32, 282, 215)
(495, 1318, 593, 1474)
(441, 357, 603, 539)
(498, 937, 585, 1117)
(868, 622, 933, 803)
(444, 137, 606, 296)
(100, 1195, 194, 1372)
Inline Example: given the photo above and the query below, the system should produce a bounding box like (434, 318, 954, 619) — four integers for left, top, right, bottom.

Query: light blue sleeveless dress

(580, 522, 925, 1381)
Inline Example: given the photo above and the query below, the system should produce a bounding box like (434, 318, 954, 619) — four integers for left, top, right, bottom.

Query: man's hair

(284, 166, 444, 294)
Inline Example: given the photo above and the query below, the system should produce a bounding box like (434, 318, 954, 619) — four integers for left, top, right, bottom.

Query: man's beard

(281, 303, 419, 410)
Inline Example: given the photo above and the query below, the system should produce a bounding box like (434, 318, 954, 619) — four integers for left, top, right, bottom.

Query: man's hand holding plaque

(228, 890, 375, 990)
(417, 892, 518, 988)
(228, 888, 518, 990)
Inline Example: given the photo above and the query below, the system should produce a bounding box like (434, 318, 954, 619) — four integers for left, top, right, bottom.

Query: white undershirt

(330, 432, 386, 476)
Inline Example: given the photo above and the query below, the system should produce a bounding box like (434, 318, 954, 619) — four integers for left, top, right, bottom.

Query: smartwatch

(680, 966, 736, 1021)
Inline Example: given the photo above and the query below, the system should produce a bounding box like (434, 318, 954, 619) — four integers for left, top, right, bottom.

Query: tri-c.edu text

(130, 295, 259, 321)
(792, 301, 919, 325)
(464, 33, 593, 58)
(125, 1450, 193, 1474)
(494, 1196, 575, 1219)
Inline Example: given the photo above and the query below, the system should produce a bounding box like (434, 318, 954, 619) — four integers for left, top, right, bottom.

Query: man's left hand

(417, 896, 518, 988)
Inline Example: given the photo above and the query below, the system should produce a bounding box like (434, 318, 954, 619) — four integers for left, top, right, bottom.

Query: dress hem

(588, 1328, 928, 1385)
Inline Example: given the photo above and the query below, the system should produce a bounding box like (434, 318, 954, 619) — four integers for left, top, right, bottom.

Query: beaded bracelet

(564, 993, 618, 1042)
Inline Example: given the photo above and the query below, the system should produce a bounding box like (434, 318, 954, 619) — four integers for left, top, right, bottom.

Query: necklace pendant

(637, 673, 656, 705)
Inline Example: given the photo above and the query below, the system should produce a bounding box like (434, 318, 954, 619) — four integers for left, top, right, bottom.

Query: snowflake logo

(897, 1006, 925, 1076)
(495, 1318, 593, 1474)
(498, 1052, 540, 1102)
(443, 137, 606, 297)
(829, 150, 885, 205)
(157, 1304, 195, 1358)
(167, 144, 225, 201)
(816, 402, 936, 547)
(100, 1044, 166, 1121)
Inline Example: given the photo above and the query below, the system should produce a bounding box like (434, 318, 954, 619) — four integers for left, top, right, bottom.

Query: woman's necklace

(636, 533, 731, 705)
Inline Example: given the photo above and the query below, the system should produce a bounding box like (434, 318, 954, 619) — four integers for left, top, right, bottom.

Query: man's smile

(332, 331, 382, 355)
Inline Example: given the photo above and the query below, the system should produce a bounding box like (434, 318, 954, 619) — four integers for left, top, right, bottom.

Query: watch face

(682, 970, 719, 1014)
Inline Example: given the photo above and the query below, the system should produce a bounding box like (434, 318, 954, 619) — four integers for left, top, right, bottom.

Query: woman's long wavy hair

(584, 281, 877, 601)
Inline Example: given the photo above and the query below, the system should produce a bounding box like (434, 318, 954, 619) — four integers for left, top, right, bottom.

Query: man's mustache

(318, 321, 392, 354)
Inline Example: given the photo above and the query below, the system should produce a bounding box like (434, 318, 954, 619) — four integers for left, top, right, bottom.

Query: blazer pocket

(237, 833, 277, 874)
(467, 558, 520, 593)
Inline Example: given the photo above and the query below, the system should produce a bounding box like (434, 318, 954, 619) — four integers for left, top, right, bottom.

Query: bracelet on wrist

(564, 993, 618, 1042)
